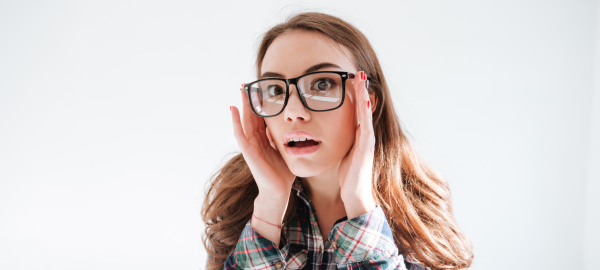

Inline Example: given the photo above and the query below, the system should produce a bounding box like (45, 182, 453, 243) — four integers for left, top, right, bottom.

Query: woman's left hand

(338, 71, 377, 219)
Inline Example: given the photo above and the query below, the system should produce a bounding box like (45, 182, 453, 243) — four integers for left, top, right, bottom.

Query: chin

(286, 160, 330, 178)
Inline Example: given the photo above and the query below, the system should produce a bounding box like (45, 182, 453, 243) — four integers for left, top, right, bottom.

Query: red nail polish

(367, 101, 370, 109)
(361, 71, 366, 80)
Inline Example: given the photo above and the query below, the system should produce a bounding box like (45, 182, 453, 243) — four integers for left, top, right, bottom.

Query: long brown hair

(202, 12, 473, 270)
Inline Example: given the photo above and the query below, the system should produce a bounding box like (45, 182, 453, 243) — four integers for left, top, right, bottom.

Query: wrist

(342, 191, 376, 220)
(251, 194, 288, 249)
(340, 186, 374, 204)
(253, 194, 289, 224)
(255, 192, 290, 210)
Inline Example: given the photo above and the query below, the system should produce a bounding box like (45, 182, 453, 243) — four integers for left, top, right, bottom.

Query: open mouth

(284, 138, 321, 156)
(286, 139, 320, 148)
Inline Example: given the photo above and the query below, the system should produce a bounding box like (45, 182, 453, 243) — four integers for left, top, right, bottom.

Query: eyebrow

(260, 62, 343, 79)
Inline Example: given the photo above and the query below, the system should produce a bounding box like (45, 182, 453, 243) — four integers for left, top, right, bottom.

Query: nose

(283, 85, 311, 123)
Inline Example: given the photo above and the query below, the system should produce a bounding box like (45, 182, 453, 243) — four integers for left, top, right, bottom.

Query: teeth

(288, 137, 310, 143)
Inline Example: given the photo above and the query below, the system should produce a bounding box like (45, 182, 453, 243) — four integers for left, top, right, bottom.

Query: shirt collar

(291, 177, 303, 192)
(291, 177, 308, 200)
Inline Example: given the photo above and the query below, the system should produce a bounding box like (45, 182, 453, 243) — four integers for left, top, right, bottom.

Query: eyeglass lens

(248, 72, 344, 116)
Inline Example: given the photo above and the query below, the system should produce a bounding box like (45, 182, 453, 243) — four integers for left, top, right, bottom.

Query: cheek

(325, 99, 357, 151)
(264, 119, 280, 144)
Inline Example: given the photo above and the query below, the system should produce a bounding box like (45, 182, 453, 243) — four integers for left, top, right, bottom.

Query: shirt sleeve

(223, 219, 291, 270)
(327, 205, 431, 270)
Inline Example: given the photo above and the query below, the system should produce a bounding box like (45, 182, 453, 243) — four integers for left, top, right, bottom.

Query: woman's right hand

(230, 85, 296, 203)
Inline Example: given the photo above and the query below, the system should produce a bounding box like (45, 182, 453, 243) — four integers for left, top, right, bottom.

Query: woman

(202, 12, 473, 270)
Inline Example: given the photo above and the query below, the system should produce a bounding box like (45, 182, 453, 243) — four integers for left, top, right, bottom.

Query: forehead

(260, 30, 356, 78)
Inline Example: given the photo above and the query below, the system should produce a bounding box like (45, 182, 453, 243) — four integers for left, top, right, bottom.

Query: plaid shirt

(219, 178, 431, 270)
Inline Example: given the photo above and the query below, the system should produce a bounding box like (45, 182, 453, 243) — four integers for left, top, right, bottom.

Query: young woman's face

(262, 30, 359, 177)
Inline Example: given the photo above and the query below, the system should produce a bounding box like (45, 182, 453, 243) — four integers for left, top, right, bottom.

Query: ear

(265, 124, 278, 150)
(368, 92, 378, 113)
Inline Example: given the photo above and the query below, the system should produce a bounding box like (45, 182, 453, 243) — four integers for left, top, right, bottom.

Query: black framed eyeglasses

(243, 71, 367, 117)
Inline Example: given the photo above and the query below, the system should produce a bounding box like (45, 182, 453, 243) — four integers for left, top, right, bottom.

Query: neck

(300, 161, 344, 205)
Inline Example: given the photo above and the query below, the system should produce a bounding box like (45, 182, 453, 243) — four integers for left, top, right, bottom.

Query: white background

(1, 1, 598, 269)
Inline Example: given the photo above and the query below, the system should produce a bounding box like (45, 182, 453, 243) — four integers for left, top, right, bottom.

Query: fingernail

(361, 71, 366, 81)
(367, 101, 370, 109)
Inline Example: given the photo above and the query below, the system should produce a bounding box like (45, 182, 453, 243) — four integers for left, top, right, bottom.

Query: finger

(243, 84, 271, 147)
(355, 72, 374, 151)
(240, 85, 257, 138)
(230, 106, 251, 151)
(354, 71, 368, 125)
(256, 104, 266, 133)
(258, 118, 271, 148)
(359, 99, 375, 152)
(354, 71, 368, 103)
(241, 84, 273, 151)
(354, 118, 362, 148)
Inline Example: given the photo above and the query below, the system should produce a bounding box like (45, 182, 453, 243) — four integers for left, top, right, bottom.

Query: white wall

(584, 1, 600, 269)
(0, 1, 597, 269)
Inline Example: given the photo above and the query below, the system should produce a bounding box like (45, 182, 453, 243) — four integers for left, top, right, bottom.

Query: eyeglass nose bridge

(282, 77, 312, 113)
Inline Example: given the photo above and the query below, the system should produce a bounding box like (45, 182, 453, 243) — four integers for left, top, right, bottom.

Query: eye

(267, 84, 285, 97)
(311, 78, 336, 91)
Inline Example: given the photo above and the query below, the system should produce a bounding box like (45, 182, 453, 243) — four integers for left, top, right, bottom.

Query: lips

(282, 130, 321, 156)
(282, 130, 321, 145)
